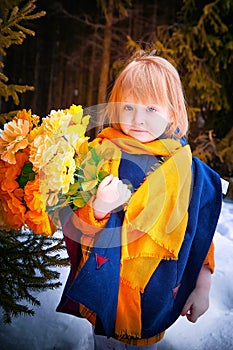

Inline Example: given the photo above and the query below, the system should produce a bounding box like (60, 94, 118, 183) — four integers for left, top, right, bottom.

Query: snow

(0, 200, 233, 350)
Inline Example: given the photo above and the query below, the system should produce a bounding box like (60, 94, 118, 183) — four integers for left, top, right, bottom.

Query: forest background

(0, 0, 233, 324)
(1, 0, 233, 178)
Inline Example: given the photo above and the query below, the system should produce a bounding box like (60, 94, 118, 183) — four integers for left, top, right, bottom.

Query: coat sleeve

(72, 197, 110, 236)
(58, 198, 110, 266)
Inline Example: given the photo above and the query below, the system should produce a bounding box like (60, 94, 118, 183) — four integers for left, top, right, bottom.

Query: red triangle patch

(172, 284, 181, 298)
(95, 253, 110, 270)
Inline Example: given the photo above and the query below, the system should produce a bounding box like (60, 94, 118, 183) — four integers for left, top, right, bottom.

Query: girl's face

(119, 97, 170, 143)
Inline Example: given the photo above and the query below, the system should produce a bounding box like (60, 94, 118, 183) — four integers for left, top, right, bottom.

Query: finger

(111, 176, 120, 187)
(181, 302, 199, 323)
(123, 186, 131, 199)
(126, 189, 132, 200)
(120, 192, 131, 206)
(181, 301, 192, 316)
(186, 308, 199, 323)
(117, 180, 127, 192)
(98, 174, 114, 189)
(117, 183, 131, 198)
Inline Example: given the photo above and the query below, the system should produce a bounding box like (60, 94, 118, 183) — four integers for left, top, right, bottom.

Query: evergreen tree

(126, 0, 233, 177)
(0, 0, 69, 324)
(0, 0, 45, 125)
(154, 0, 233, 177)
(0, 229, 68, 323)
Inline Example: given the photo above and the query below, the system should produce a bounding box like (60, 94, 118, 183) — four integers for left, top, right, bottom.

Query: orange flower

(1, 178, 19, 192)
(0, 191, 26, 229)
(14, 187, 24, 199)
(24, 176, 56, 236)
(5, 163, 21, 180)
(15, 147, 30, 167)
(0, 104, 91, 236)
(24, 176, 45, 212)
(0, 160, 7, 183)
(13, 109, 39, 132)
(0, 160, 20, 193)
(0, 119, 30, 164)
(0, 201, 12, 231)
(0, 157, 25, 228)
(0, 149, 29, 192)
(25, 210, 56, 236)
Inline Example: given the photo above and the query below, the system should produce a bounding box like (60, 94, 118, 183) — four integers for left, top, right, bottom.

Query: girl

(57, 52, 222, 349)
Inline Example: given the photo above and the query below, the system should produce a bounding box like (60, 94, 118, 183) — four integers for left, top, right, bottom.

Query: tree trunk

(87, 34, 97, 107)
(97, 0, 114, 104)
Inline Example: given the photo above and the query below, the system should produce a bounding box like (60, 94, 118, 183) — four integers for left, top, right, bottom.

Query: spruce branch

(0, 1, 46, 55)
(0, 229, 69, 323)
(0, 0, 46, 111)
(0, 83, 35, 104)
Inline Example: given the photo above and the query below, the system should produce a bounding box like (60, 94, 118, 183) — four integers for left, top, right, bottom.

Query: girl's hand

(92, 174, 131, 220)
(181, 265, 211, 323)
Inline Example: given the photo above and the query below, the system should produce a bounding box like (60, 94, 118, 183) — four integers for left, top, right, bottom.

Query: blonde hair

(106, 52, 188, 137)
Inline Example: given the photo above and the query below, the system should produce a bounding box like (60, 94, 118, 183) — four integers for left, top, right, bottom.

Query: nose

(132, 106, 145, 125)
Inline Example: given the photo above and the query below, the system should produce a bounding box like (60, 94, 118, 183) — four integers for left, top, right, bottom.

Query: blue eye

(124, 104, 134, 111)
(146, 106, 157, 113)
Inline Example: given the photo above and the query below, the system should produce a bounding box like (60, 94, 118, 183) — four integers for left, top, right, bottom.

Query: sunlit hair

(105, 52, 188, 138)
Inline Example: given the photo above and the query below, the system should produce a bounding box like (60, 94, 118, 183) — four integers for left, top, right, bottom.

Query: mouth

(130, 128, 146, 133)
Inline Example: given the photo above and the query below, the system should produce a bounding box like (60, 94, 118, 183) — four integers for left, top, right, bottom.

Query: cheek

(149, 115, 169, 137)
(120, 124, 128, 135)
(120, 112, 131, 128)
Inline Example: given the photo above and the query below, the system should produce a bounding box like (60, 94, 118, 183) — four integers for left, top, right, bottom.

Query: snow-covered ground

(0, 200, 232, 350)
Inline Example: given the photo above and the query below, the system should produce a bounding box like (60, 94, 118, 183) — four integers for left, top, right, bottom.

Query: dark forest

(0, 0, 233, 177)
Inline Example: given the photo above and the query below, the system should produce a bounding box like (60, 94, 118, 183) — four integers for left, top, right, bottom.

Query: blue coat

(57, 152, 222, 340)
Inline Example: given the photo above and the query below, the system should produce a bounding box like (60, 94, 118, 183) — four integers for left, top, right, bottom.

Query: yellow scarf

(94, 128, 192, 338)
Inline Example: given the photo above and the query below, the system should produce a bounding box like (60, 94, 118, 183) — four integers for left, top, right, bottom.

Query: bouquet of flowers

(0, 104, 111, 236)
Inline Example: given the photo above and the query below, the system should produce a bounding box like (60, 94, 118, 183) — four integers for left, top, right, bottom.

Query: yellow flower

(66, 105, 90, 141)
(40, 140, 76, 206)
(74, 138, 89, 167)
(29, 108, 72, 171)
(29, 133, 47, 172)
(42, 109, 72, 136)
(0, 119, 29, 164)
(65, 104, 83, 117)
(0, 104, 91, 235)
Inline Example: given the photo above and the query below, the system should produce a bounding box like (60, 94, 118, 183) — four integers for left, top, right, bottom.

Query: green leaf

(22, 163, 33, 174)
(90, 148, 100, 163)
(73, 197, 86, 207)
(17, 162, 36, 188)
(81, 178, 98, 192)
(67, 182, 80, 195)
(98, 170, 109, 181)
